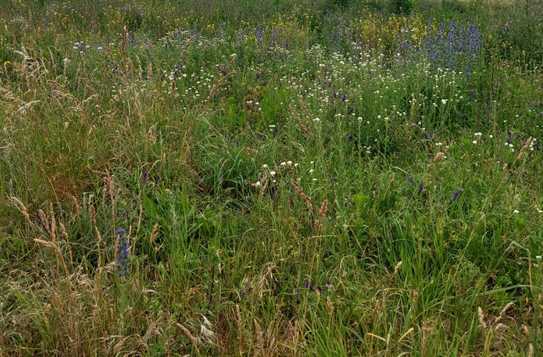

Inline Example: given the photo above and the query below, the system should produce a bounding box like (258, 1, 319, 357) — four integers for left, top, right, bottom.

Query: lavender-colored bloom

(423, 21, 482, 73)
(255, 26, 264, 46)
(447, 21, 457, 51)
(115, 227, 130, 277)
(467, 24, 482, 53)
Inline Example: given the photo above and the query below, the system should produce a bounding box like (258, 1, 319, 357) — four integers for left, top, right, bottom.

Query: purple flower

(115, 227, 130, 277)
(467, 24, 482, 53)
(255, 26, 264, 46)
(423, 21, 482, 73)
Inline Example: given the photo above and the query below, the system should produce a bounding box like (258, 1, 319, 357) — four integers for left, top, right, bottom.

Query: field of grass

(1, 0, 543, 355)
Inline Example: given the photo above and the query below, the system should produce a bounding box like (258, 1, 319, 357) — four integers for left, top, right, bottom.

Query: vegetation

(1, 0, 543, 355)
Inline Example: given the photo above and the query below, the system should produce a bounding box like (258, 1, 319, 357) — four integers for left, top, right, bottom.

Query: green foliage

(1, 0, 543, 355)
(391, 0, 413, 14)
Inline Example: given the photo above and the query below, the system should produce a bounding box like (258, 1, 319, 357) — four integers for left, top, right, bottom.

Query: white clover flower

(270, 171, 276, 177)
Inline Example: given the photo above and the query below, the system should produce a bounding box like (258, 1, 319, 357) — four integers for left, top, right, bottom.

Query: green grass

(1, 0, 543, 355)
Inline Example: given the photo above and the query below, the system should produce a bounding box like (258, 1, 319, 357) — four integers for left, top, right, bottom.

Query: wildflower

(254, 181, 261, 188)
(270, 170, 276, 177)
(255, 26, 264, 45)
(441, 99, 448, 105)
(115, 227, 130, 277)
(313, 118, 320, 123)
(513, 209, 520, 214)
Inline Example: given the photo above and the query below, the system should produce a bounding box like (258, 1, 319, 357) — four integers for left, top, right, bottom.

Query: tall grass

(1, 0, 543, 355)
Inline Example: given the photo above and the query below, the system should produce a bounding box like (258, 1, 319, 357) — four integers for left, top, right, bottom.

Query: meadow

(1, 0, 543, 355)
